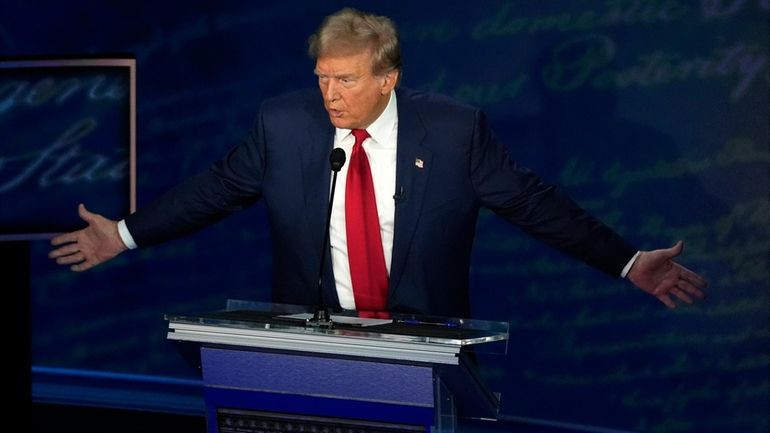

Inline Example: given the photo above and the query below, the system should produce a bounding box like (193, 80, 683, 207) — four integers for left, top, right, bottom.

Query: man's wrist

(117, 219, 138, 250)
(621, 250, 642, 278)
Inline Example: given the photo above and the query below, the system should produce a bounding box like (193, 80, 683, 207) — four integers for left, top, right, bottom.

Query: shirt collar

(335, 90, 398, 148)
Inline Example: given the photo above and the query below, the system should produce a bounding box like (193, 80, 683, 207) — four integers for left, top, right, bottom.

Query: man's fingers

(670, 287, 694, 305)
(71, 260, 96, 272)
(56, 253, 85, 265)
(657, 293, 677, 309)
(48, 243, 80, 259)
(51, 231, 79, 246)
(51, 204, 96, 246)
(48, 204, 119, 273)
(652, 276, 677, 296)
(677, 279, 706, 300)
(654, 273, 703, 308)
(679, 266, 708, 289)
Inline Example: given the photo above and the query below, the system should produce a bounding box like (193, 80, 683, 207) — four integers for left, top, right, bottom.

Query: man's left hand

(627, 240, 707, 308)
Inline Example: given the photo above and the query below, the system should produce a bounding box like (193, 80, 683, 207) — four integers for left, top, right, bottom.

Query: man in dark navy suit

(49, 8, 706, 318)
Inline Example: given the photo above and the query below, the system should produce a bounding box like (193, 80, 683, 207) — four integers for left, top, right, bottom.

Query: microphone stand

(309, 148, 346, 328)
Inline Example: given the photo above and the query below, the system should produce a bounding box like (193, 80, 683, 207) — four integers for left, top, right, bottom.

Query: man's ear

(381, 69, 399, 94)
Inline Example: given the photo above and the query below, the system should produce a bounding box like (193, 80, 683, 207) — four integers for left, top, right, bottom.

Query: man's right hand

(49, 203, 128, 272)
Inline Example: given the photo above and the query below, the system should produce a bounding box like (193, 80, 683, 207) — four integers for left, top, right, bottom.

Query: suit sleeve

(123, 107, 268, 248)
(469, 109, 637, 277)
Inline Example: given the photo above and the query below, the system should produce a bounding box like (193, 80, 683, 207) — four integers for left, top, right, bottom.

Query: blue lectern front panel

(200, 347, 436, 432)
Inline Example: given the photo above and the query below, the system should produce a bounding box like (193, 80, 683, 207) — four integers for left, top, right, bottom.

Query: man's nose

(324, 80, 338, 102)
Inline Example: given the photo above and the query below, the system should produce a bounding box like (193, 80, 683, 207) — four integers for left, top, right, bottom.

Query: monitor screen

(0, 57, 136, 240)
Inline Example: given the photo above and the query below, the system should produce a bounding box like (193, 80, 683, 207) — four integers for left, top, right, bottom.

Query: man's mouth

(327, 108, 343, 118)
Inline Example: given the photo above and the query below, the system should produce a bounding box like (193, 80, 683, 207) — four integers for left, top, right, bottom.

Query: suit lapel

(389, 91, 432, 297)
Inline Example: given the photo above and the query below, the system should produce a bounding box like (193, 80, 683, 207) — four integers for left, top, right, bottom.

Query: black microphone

(393, 185, 405, 202)
(330, 147, 346, 171)
(310, 147, 346, 328)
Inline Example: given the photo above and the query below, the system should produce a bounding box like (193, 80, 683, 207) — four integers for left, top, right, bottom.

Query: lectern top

(165, 300, 509, 364)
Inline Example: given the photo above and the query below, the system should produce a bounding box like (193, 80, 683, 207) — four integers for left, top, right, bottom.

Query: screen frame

(0, 57, 136, 241)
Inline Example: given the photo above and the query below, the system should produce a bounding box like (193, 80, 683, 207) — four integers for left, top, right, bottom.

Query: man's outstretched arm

(48, 203, 128, 272)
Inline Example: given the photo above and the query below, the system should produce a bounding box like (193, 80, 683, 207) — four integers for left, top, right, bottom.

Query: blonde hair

(308, 8, 402, 77)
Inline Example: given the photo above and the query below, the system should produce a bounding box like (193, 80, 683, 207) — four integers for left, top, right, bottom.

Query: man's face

(315, 50, 398, 130)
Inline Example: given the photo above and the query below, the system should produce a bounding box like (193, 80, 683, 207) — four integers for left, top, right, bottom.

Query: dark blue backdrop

(2, 1, 767, 432)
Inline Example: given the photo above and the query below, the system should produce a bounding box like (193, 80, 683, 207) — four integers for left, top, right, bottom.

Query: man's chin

(328, 116, 353, 130)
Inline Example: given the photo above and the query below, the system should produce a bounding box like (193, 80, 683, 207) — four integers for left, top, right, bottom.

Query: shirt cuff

(620, 250, 641, 278)
(117, 219, 138, 250)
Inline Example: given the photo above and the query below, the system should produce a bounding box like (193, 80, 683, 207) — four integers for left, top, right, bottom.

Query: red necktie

(346, 129, 388, 312)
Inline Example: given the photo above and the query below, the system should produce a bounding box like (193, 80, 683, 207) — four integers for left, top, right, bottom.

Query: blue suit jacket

(126, 87, 636, 317)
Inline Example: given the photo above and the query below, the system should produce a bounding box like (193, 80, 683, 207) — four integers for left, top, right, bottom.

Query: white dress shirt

(329, 91, 398, 310)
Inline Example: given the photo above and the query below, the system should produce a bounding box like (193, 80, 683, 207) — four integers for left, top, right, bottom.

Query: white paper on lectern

(277, 313, 392, 327)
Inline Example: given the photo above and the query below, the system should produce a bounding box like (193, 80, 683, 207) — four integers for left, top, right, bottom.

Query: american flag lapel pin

(414, 158, 424, 169)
